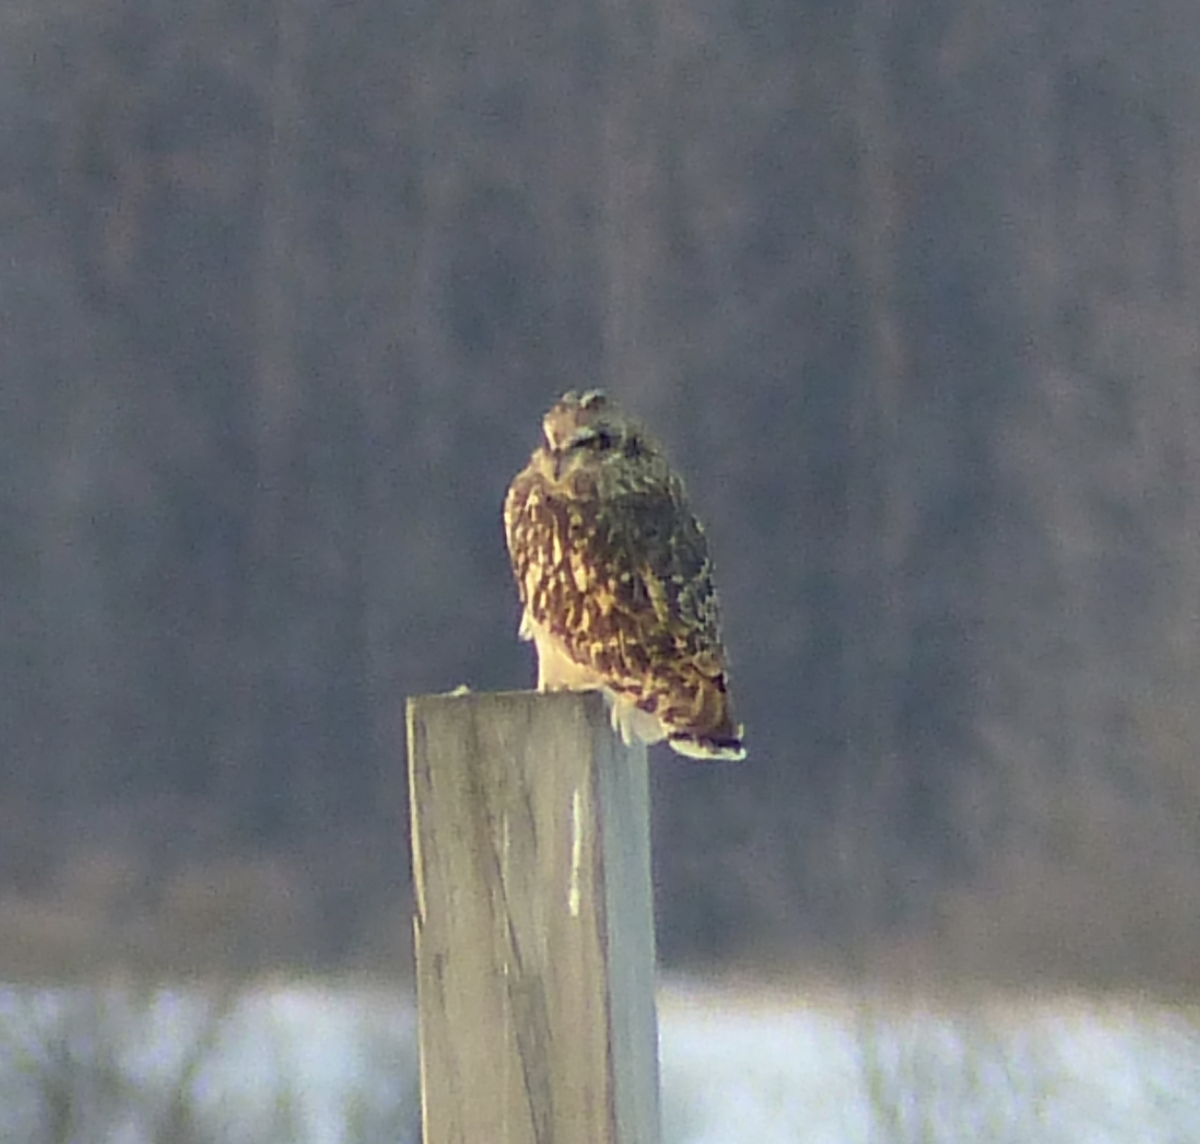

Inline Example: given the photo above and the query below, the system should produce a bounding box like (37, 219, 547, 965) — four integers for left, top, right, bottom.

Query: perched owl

(503, 390, 746, 760)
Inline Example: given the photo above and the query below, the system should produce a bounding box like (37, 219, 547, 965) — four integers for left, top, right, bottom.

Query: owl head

(537, 390, 651, 483)
(542, 390, 619, 451)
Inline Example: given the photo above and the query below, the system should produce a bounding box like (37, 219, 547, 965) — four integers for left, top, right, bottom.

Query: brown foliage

(3, 0, 1200, 987)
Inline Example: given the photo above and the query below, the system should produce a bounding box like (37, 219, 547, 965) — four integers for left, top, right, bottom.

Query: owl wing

(504, 468, 739, 745)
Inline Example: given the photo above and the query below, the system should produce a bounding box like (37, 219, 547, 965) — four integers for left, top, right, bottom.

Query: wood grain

(407, 689, 661, 1144)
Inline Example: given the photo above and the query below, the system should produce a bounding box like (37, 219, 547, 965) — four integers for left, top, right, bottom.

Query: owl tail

(664, 678, 747, 761)
(668, 728, 747, 761)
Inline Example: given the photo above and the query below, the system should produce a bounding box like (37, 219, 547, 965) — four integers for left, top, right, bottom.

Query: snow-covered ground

(2, 978, 1199, 1143)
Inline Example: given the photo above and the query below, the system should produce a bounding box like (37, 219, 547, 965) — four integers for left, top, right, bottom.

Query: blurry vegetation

(850, 999, 1200, 1144)
(0, 985, 236, 1144)
(855, 1006, 1059, 1144)
(0, 985, 419, 1144)
(2, 0, 1200, 986)
(4, 983, 1200, 1144)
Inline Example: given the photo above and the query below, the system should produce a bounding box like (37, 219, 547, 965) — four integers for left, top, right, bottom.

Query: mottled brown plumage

(503, 390, 745, 759)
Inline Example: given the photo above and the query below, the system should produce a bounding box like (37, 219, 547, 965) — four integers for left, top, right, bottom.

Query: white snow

(2, 978, 1199, 1143)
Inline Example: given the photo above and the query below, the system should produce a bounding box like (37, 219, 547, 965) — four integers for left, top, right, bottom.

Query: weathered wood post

(407, 689, 661, 1144)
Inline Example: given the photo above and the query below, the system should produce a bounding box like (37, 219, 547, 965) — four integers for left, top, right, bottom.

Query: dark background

(3, 0, 1200, 989)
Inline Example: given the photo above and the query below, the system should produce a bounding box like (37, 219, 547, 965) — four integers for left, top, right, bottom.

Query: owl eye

(591, 430, 616, 451)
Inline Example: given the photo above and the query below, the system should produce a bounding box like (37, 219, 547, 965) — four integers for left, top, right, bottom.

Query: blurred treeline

(3, 0, 1200, 987)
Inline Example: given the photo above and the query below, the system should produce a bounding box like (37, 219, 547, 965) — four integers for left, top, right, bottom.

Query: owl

(503, 390, 746, 760)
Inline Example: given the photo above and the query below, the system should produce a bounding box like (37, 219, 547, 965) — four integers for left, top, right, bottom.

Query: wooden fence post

(407, 689, 661, 1144)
